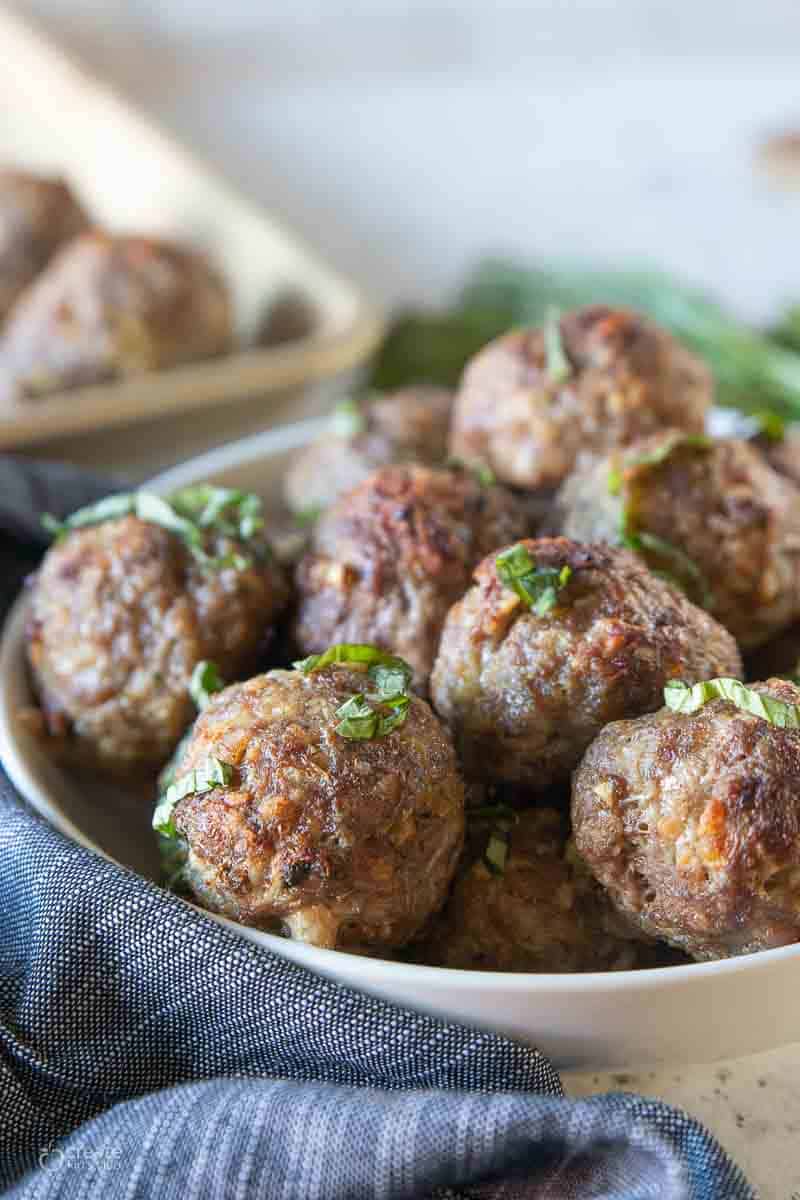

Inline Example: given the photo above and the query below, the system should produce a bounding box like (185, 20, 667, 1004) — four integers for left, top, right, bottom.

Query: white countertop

(7, 2, 800, 1192)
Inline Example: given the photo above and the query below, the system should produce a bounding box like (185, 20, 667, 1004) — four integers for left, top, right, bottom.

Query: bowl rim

(3, 414, 800, 995)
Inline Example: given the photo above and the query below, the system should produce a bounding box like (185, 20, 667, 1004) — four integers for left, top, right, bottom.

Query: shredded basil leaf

(331, 398, 366, 438)
(484, 827, 511, 875)
(42, 486, 266, 573)
(496, 543, 573, 615)
(543, 306, 571, 385)
(153, 757, 235, 838)
(294, 644, 412, 685)
(189, 661, 225, 710)
(664, 678, 800, 727)
(445, 456, 496, 487)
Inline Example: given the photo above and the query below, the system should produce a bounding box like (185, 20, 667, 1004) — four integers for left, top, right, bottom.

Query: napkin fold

(0, 457, 754, 1199)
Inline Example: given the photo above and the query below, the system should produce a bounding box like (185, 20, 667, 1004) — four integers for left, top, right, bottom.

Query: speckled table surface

(7, 3, 800, 1193)
(565, 1045, 800, 1198)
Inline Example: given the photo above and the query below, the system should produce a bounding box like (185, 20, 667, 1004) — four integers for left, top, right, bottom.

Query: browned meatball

(572, 677, 800, 961)
(419, 807, 658, 972)
(429, 538, 742, 791)
(294, 465, 530, 691)
(449, 305, 711, 492)
(758, 429, 800, 490)
(553, 431, 800, 648)
(166, 663, 465, 951)
(27, 511, 288, 771)
(1, 231, 232, 399)
(0, 170, 88, 322)
(284, 387, 453, 517)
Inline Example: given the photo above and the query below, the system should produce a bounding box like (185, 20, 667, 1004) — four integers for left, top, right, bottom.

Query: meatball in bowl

(294, 464, 529, 691)
(26, 486, 288, 772)
(419, 807, 657, 973)
(449, 305, 711, 494)
(153, 645, 465, 952)
(430, 537, 741, 791)
(553, 430, 800, 648)
(573, 676, 800, 961)
(283, 386, 452, 518)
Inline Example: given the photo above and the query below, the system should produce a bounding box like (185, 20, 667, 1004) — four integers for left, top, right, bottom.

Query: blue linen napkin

(0, 457, 754, 1199)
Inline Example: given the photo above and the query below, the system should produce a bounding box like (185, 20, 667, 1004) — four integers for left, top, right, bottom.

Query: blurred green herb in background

(368, 259, 800, 429)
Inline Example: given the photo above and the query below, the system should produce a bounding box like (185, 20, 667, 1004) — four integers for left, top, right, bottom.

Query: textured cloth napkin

(0, 457, 755, 1199)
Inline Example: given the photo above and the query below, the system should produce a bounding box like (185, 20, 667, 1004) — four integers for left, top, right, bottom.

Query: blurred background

(10, 0, 800, 320)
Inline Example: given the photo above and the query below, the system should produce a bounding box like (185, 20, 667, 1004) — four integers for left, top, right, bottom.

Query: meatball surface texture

(449, 306, 711, 492)
(294, 465, 529, 691)
(284, 387, 453, 516)
(419, 807, 654, 972)
(554, 431, 800, 648)
(0, 170, 88, 321)
(1, 231, 232, 399)
(27, 514, 287, 770)
(170, 663, 465, 950)
(572, 677, 800, 960)
(430, 538, 742, 790)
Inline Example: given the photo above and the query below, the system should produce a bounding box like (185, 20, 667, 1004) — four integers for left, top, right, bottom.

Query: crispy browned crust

(555, 431, 800, 648)
(0, 170, 88, 322)
(174, 664, 465, 951)
(26, 515, 288, 771)
(572, 677, 800, 960)
(293, 464, 530, 691)
(1, 231, 233, 399)
(449, 306, 711, 491)
(429, 537, 742, 791)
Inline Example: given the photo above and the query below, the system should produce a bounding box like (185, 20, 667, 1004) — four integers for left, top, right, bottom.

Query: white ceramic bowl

(2, 418, 799, 1070)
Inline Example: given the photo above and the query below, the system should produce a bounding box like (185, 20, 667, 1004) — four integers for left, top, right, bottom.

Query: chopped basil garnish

(484, 827, 512, 875)
(294, 643, 414, 740)
(189, 661, 225, 710)
(445, 456, 496, 487)
(496, 543, 572, 616)
(42, 485, 266, 573)
(664, 678, 800, 727)
(294, 643, 412, 687)
(294, 504, 324, 528)
(331, 397, 366, 438)
(152, 756, 235, 838)
(608, 437, 713, 606)
(543, 307, 571, 385)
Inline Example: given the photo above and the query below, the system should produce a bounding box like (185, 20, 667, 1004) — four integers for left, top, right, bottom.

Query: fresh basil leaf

(484, 828, 511, 876)
(543, 306, 571, 385)
(331, 398, 366, 438)
(496, 543, 573, 615)
(41, 493, 136, 540)
(189, 661, 225, 710)
(294, 644, 412, 679)
(153, 757, 235, 837)
(664, 678, 800, 727)
(334, 694, 378, 739)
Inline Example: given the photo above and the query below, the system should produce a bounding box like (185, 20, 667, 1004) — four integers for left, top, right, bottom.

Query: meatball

(0, 170, 88, 322)
(419, 807, 655, 972)
(758, 428, 800, 490)
(1, 231, 232, 399)
(294, 465, 530, 691)
(27, 509, 288, 771)
(572, 677, 800, 960)
(449, 305, 711, 493)
(553, 430, 800, 648)
(429, 538, 742, 791)
(166, 662, 465, 951)
(283, 387, 453, 517)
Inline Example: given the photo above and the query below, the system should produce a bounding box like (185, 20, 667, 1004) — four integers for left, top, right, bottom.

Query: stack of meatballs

(26, 303, 800, 971)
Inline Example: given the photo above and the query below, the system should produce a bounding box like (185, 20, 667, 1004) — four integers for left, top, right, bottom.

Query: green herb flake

(445, 456, 496, 487)
(189, 661, 225, 710)
(664, 678, 800, 728)
(543, 307, 572, 386)
(295, 643, 414, 740)
(484, 828, 511, 876)
(42, 484, 267, 574)
(495, 543, 573, 616)
(152, 756, 235, 838)
(294, 644, 412, 682)
(331, 398, 366, 438)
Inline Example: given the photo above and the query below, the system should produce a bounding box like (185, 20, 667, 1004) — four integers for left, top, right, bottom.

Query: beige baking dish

(0, 7, 383, 473)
